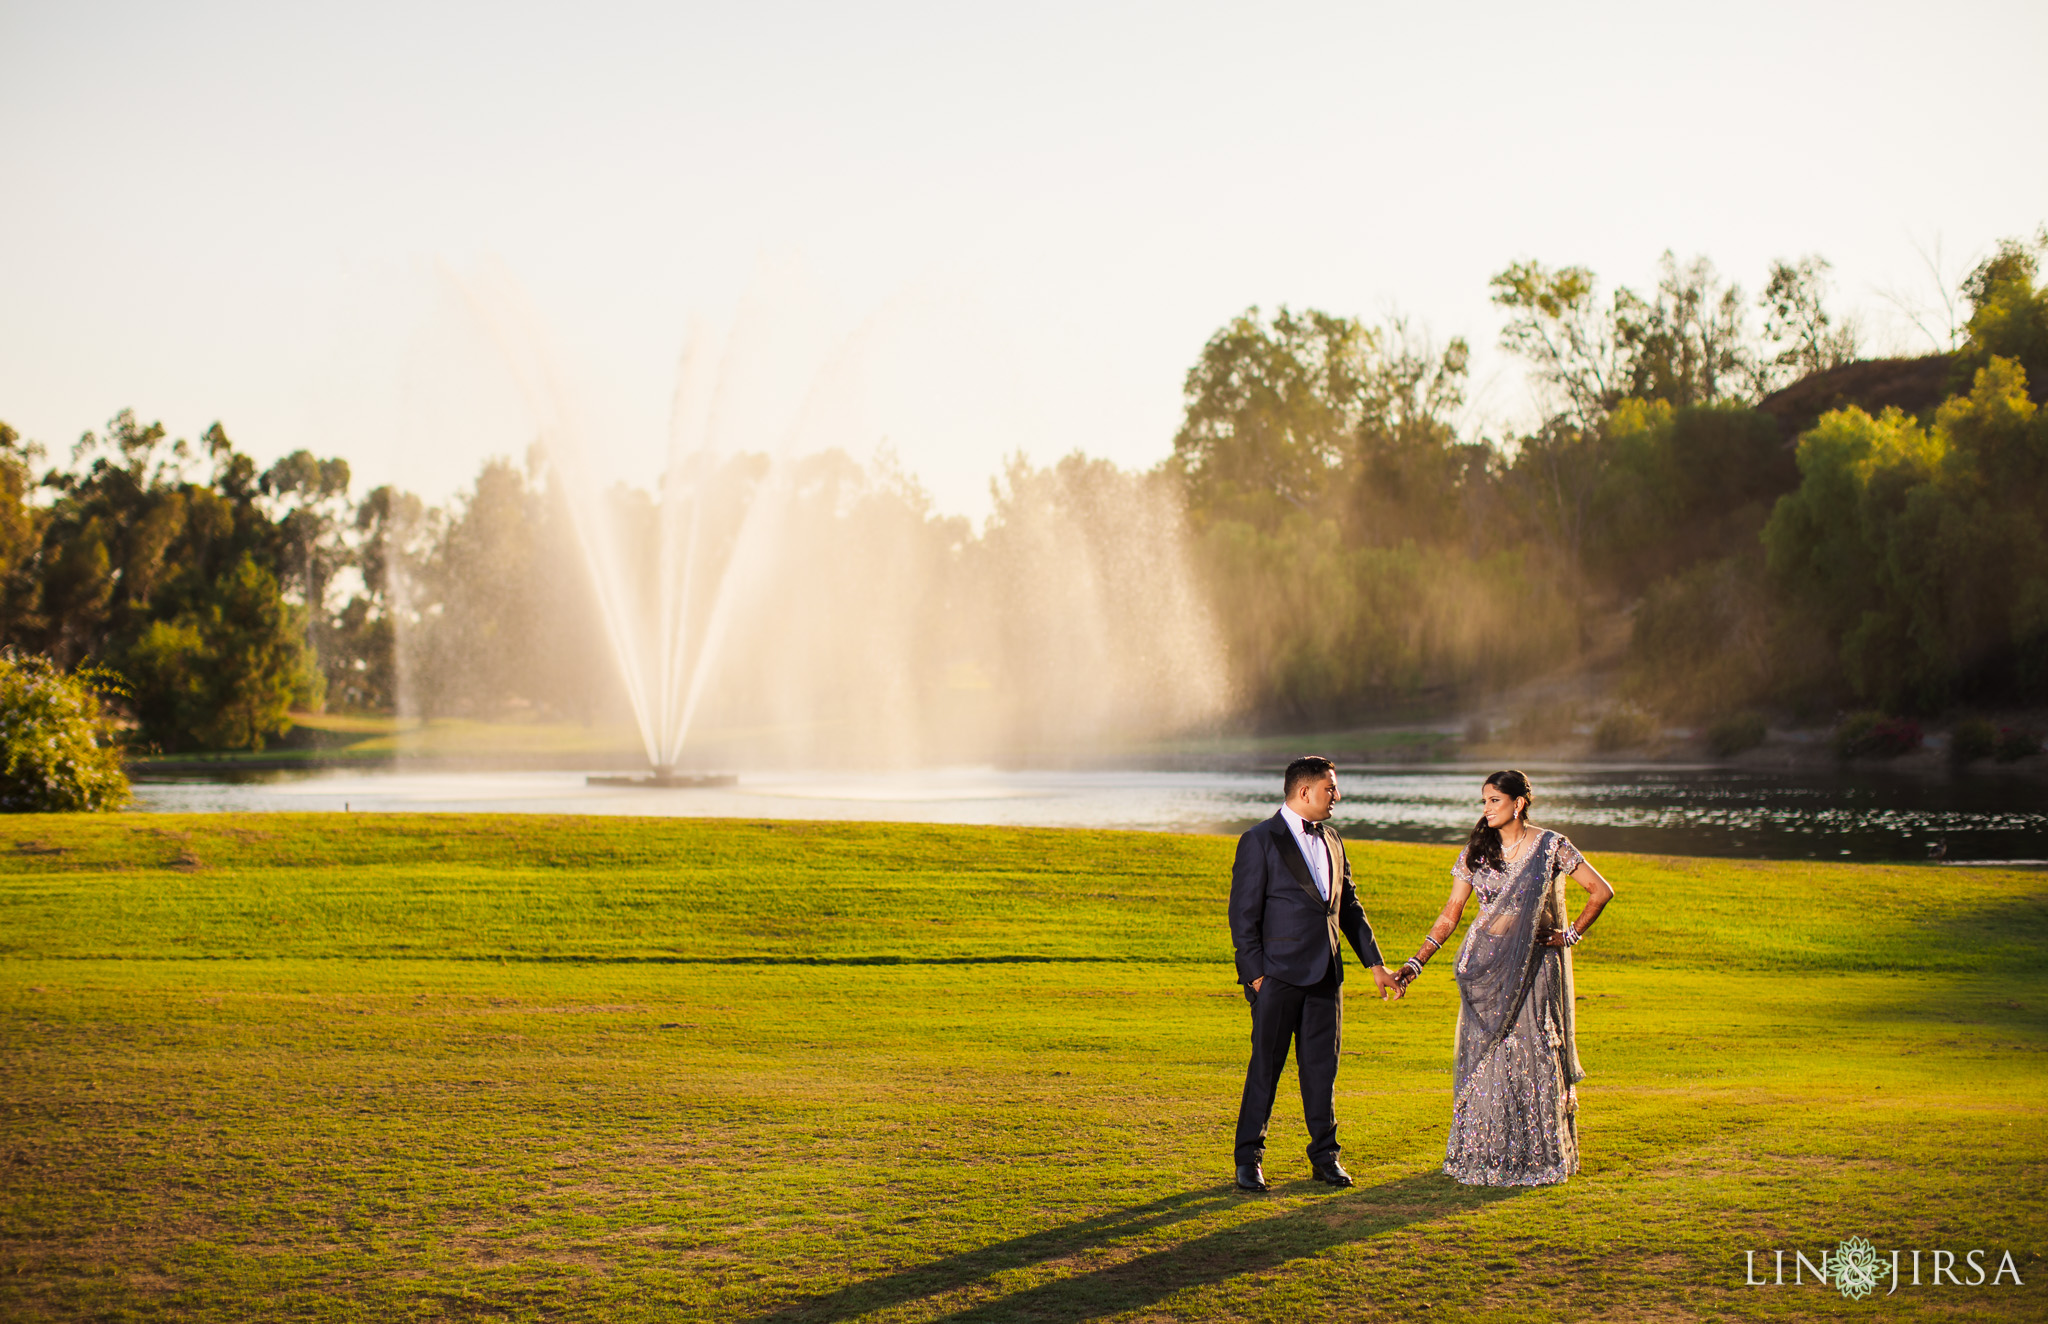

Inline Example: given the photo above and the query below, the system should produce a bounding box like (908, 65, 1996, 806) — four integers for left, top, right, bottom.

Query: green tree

(1171, 306, 1480, 546)
(0, 425, 45, 642)
(1345, 320, 1486, 548)
(1612, 253, 1756, 407)
(123, 553, 320, 751)
(1954, 227, 2048, 401)
(1171, 307, 1376, 529)
(1582, 399, 1796, 595)
(1500, 416, 1603, 591)
(261, 449, 354, 697)
(330, 484, 443, 711)
(1169, 305, 1535, 721)
(1763, 403, 1941, 705)
(1759, 255, 1861, 388)
(1914, 356, 2048, 697)
(1494, 251, 1857, 422)
(19, 413, 344, 746)
(0, 652, 129, 811)
(1763, 357, 2048, 709)
(1489, 261, 1629, 429)
(408, 458, 544, 716)
(35, 415, 284, 657)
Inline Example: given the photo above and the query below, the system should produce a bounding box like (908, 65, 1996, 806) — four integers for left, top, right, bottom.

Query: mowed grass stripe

(2, 814, 2041, 972)
(2, 814, 2044, 1321)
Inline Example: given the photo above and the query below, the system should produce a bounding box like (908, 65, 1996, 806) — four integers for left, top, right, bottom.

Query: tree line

(1171, 232, 2047, 728)
(2, 228, 2042, 755)
(0, 419, 1226, 758)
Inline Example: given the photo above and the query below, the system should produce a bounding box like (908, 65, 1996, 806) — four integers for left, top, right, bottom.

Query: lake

(130, 764, 2048, 863)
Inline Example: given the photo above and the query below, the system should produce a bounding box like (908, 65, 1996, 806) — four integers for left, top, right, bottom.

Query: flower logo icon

(1826, 1237, 1882, 1300)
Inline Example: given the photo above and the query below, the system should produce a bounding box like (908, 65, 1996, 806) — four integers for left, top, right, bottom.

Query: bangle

(1421, 934, 1443, 952)
(1563, 924, 1583, 946)
(1401, 957, 1424, 980)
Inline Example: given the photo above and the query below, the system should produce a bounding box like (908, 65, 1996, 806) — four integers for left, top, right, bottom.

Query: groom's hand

(1251, 977, 1264, 993)
(1369, 965, 1403, 1001)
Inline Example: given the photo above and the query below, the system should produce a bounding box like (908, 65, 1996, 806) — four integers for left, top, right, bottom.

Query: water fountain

(461, 271, 818, 787)
(454, 265, 1232, 777)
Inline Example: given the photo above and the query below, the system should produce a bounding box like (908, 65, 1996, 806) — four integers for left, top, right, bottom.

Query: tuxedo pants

(1233, 964, 1343, 1165)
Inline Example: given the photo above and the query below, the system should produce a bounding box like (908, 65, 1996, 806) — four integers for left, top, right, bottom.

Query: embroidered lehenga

(1443, 830, 1585, 1186)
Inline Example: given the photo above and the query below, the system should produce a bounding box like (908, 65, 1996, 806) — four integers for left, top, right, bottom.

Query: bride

(1394, 770, 1615, 1185)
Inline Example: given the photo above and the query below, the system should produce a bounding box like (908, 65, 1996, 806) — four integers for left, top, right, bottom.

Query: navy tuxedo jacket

(1229, 811, 1384, 989)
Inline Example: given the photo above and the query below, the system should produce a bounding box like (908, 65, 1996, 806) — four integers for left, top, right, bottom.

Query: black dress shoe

(1235, 1163, 1269, 1192)
(1310, 1158, 1354, 1187)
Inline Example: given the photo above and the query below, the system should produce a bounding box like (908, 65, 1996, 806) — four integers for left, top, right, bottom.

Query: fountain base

(586, 770, 739, 789)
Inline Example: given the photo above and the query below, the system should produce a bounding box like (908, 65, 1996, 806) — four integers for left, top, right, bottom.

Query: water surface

(131, 765, 2048, 863)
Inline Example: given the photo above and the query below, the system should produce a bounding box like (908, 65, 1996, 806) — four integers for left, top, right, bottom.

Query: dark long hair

(1464, 769, 1534, 873)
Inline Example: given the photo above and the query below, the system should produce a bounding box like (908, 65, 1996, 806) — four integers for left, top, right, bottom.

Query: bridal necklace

(1500, 820, 1536, 867)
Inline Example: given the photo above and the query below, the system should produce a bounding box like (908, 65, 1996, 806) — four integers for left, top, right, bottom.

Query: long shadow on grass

(1930, 890, 2048, 975)
(753, 1169, 1519, 1323)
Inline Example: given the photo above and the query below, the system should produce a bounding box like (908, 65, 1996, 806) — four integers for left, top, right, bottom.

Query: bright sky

(4, 0, 2045, 518)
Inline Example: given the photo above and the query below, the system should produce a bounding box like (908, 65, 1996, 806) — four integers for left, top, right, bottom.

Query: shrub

(1706, 711, 1768, 756)
(1833, 711, 1922, 759)
(0, 653, 130, 812)
(1994, 725, 2043, 762)
(1593, 708, 1656, 751)
(1949, 718, 1997, 764)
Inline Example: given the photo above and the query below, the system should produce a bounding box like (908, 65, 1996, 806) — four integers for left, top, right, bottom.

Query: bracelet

(1400, 957, 1424, 981)
(1563, 924, 1583, 946)
(1421, 934, 1443, 952)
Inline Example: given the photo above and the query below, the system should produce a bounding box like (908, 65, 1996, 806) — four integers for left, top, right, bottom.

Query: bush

(1994, 725, 2043, 762)
(1706, 711, 1768, 756)
(1949, 717, 1997, 764)
(1832, 711, 1922, 759)
(1593, 708, 1656, 751)
(0, 653, 130, 811)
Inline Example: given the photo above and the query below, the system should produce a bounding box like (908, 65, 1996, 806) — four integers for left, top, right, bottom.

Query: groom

(1229, 756, 1400, 1192)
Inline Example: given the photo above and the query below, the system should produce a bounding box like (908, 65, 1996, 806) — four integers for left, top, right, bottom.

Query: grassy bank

(2, 816, 2043, 1321)
(129, 714, 650, 773)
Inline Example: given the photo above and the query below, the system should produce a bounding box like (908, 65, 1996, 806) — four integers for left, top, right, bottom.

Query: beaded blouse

(1452, 834, 1584, 904)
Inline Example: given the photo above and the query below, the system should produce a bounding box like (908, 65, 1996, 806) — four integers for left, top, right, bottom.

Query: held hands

(1369, 965, 1405, 1001)
(1251, 969, 1408, 1000)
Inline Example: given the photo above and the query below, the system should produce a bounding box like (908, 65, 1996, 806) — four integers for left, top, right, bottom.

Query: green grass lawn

(2, 815, 2043, 1321)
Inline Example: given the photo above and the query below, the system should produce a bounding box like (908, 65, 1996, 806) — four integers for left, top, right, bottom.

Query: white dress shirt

(1279, 804, 1332, 901)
